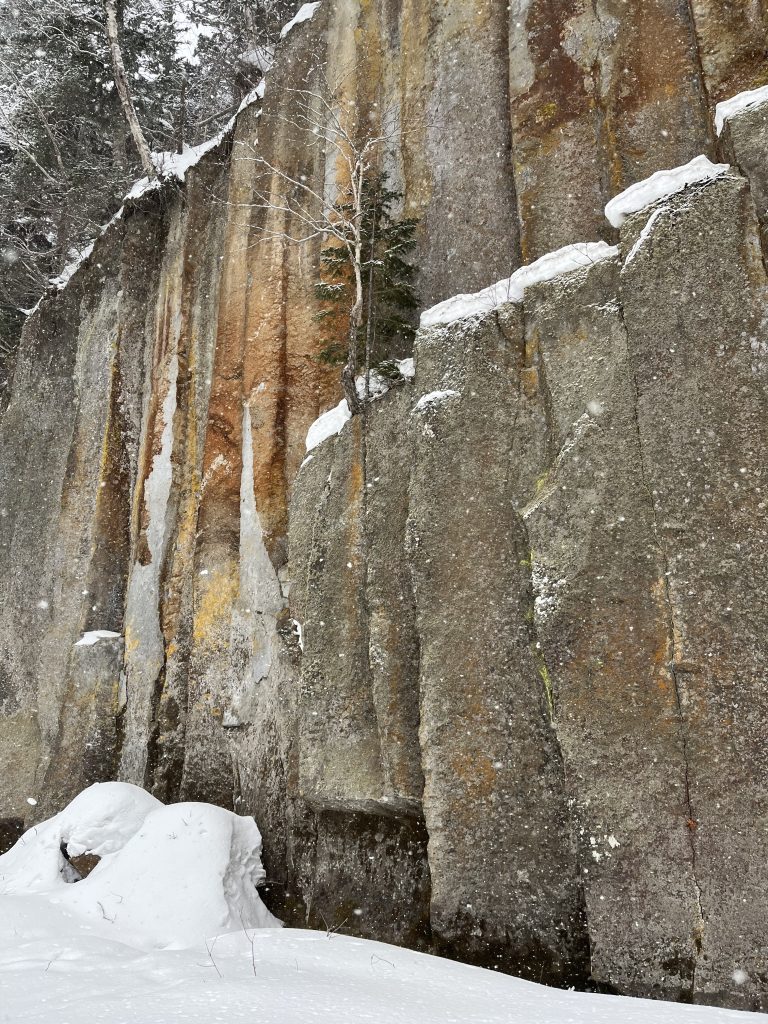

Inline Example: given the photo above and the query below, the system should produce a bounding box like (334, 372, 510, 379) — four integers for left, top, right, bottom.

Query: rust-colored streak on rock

(509, 0, 713, 258)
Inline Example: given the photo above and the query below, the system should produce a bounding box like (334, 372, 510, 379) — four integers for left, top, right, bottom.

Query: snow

(48, 242, 94, 290)
(280, 2, 322, 39)
(420, 242, 618, 328)
(73, 629, 121, 647)
(304, 360, 417, 454)
(624, 205, 667, 266)
(126, 133, 232, 201)
(715, 84, 768, 135)
(1, 890, 764, 1024)
(236, 78, 267, 115)
(240, 44, 275, 74)
(305, 399, 351, 452)
(173, 2, 216, 68)
(604, 155, 730, 228)
(413, 389, 460, 413)
(2, 785, 766, 1024)
(0, 782, 279, 951)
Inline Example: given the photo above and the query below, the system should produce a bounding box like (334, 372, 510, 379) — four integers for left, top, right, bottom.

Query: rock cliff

(2, 0, 768, 1010)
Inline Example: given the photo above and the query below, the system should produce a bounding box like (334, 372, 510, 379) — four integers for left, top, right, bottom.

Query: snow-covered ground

(1, 784, 765, 1024)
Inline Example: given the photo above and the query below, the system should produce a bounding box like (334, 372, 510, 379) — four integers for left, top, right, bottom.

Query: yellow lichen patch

(192, 570, 238, 646)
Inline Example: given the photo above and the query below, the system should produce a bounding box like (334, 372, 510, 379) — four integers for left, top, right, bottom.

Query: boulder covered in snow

(0, 782, 280, 949)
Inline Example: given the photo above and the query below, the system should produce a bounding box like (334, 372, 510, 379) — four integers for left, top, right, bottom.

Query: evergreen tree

(314, 172, 419, 377)
(0, 0, 292, 368)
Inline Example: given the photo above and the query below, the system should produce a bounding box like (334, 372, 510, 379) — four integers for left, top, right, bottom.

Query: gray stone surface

(523, 258, 701, 999)
(619, 174, 768, 1010)
(408, 310, 588, 983)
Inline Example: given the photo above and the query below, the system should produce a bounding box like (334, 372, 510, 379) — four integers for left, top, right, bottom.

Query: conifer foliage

(314, 172, 419, 374)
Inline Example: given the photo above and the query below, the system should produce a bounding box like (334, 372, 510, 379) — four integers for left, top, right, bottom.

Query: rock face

(2, 0, 768, 1010)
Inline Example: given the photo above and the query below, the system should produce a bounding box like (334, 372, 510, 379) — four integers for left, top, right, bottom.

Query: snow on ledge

(304, 361, 415, 454)
(74, 630, 121, 648)
(715, 85, 768, 136)
(305, 399, 351, 452)
(420, 242, 618, 329)
(281, 2, 321, 38)
(48, 242, 95, 290)
(604, 155, 730, 228)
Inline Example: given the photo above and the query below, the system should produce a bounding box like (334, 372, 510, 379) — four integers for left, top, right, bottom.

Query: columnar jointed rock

(3, 0, 768, 1007)
(408, 309, 588, 983)
(619, 172, 768, 1010)
(522, 258, 702, 1000)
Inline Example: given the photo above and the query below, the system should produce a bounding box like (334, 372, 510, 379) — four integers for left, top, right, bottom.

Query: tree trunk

(343, 254, 364, 415)
(343, 308, 362, 415)
(104, 0, 155, 179)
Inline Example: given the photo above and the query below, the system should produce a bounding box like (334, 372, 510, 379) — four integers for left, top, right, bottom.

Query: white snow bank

(1, 918, 763, 1024)
(305, 399, 351, 452)
(420, 242, 618, 328)
(281, 2, 321, 38)
(0, 782, 279, 950)
(73, 629, 121, 647)
(605, 155, 730, 228)
(413, 389, 460, 413)
(715, 84, 768, 135)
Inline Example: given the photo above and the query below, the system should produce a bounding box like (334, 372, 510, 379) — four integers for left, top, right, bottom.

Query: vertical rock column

(287, 387, 429, 944)
(523, 257, 701, 999)
(408, 308, 588, 982)
(508, 0, 712, 260)
(619, 173, 768, 1009)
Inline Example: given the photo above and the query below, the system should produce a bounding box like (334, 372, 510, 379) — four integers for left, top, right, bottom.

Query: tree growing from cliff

(314, 171, 419, 381)
(243, 72, 422, 414)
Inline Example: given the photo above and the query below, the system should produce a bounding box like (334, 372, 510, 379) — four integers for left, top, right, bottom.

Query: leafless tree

(104, 0, 155, 178)
(239, 67, 420, 415)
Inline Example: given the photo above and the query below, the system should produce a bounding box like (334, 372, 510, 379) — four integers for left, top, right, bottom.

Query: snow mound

(281, 2, 321, 38)
(74, 629, 121, 647)
(420, 242, 617, 328)
(0, 782, 279, 950)
(605, 155, 730, 228)
(715, 84, 768, 135)
(305, 399, 351, 452)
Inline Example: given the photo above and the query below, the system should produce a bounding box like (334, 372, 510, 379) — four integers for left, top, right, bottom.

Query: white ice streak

(605, 155, 730, 228)
(624, 206, 667, 266)
(420, 242, 618, 328)
(715, 84, 768, 135)
(74, 630, 121, 647)
(280, 2, 321, 38)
